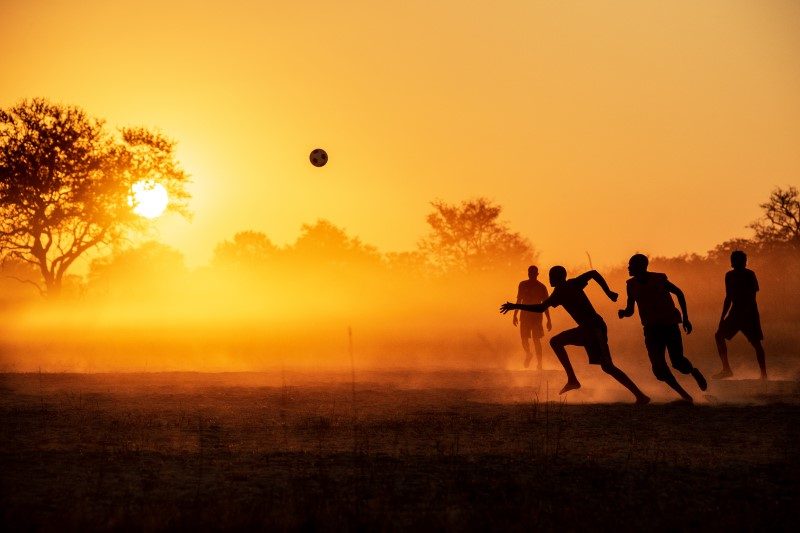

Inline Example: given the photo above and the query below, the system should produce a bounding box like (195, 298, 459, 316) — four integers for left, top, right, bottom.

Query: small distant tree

(212, 231, 279, 268)
(88, 241, 187, 298)
(419, 198, 536, 274)
(749, 186, 800, 250)
(291, 219, 380, 267)
(0, 99, 190, 297)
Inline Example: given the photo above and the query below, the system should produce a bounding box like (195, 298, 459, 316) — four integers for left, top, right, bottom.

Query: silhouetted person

(501, 267, 650, 404)
(713, 250, 767, 380)
(618, 254, 707, 402)
(512, 266, 552, 369)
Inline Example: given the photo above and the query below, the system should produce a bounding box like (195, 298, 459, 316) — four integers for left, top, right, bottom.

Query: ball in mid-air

(309, 148, 328, 167)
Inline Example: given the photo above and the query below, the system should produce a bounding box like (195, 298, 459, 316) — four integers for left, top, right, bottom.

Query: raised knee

(600, 362, 615, 373)
(549, 338, 561, 349)
(714, 330, 725, 342)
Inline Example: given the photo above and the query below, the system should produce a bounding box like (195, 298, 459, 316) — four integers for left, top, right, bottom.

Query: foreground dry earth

(1, 372, 798, 531)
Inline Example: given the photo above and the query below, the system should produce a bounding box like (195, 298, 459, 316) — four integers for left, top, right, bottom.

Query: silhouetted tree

(749, 186, 800, 250)
(0, 99, 190, 297)
(212, 231, 279, 268)
(291, 219, 380, 267)
(419, 198, 536, 274)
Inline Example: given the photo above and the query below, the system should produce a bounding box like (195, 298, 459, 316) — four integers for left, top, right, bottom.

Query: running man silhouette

(512, 266, 552, 369)
(501, 267, 650, 404)
(713, 250, 767, 380)
(618, 254, 707, 402)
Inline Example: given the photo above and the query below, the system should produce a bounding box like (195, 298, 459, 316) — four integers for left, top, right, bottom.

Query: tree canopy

(0, 99, 190, 296)
(419, 198, 536, 274)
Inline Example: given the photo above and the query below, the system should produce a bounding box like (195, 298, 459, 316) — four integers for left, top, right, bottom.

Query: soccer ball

(309, 148, 328, 167)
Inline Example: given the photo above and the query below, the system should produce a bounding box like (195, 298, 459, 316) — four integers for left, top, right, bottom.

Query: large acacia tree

(0, 99, 190, 297)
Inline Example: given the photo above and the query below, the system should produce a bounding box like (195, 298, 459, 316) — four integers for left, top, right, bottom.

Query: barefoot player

(713, 250, 767, 380)
(618, 254, 707, 402)
(512, 266, 552, 369)
(501, 267, 650, 404)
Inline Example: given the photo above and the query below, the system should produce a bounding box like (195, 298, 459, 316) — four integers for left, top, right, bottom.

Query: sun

(130, 180, 169, 219)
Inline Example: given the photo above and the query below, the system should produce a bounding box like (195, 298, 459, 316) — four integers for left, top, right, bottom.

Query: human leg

(747, 338, 767, 380)
(714, 330, 733, 378)
(599, 361, 650, 404)
(532, 337, 543, 370)
(743, 322, 767, 380)
(664, 325, 706, 391)
(549, 329, 581, 393)
(520, 325, 533, 368)
(645, 326, 693, 402)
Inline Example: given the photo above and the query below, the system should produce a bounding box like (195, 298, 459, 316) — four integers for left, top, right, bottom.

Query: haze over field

(0, 1, 799, 379)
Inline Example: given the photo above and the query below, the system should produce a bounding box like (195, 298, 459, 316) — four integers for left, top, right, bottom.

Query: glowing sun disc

(130, 180, 169, 219)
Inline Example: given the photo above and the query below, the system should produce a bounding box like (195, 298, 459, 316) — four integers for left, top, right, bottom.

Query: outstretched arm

(501, 298, 552, 315)
(665, 280, 692, 334)
(577, 270, 618, 302)
(618, 284, 635, 319)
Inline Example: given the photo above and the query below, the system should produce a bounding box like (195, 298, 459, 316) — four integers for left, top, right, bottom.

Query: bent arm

(580, 270, 618, 300)
(665, 280, 689, 322)
(619, 284, 635, 318)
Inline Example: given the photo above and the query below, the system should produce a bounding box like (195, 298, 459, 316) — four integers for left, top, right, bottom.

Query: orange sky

(2, 0, 799, 269)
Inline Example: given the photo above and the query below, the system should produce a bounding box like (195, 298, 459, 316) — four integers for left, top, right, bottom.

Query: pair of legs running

(645, 324, 706, 402)
(549, 323, 649, 404)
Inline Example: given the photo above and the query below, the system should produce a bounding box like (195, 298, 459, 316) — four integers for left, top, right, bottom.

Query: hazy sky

(2, 0, 799, 268)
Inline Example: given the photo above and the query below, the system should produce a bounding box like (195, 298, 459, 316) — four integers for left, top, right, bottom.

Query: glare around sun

(130, 180, 169, 219)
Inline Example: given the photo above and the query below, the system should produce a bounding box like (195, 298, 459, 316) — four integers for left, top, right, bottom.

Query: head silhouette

(548, 266, 567, 287)
(628, 254, 649, 277)
(731, 250, 747, 269)
(528, 265, 539, 279)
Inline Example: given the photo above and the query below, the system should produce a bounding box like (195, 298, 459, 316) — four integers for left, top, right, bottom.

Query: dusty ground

(1, 371, 798, 531)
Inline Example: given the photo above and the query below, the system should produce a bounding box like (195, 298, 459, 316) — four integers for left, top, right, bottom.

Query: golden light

(130, 180, 169, 219)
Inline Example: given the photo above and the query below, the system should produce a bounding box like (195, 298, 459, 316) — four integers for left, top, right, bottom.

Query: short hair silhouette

(528, 265, 539, 277)
(731, 250, 747, 269)
(629, 253, 649, 271)
(549, 266, 567, 283)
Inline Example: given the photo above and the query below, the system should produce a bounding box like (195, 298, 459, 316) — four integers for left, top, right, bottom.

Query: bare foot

(691, 368, 707, 391)
(635, 395, 651, 405)
(712, 369, 733, 379)
(671, 397, 694, 405)
(560, 380, 581, 394)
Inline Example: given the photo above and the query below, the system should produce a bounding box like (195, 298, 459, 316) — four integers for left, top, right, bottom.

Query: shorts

(551, 321, 611, 365)
(717, 314, 763, 343)
(520, 313, 544, 339)
(643, 323, 693, 379)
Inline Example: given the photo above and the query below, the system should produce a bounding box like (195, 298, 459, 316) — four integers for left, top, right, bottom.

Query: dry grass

(1, 372, 798, 531)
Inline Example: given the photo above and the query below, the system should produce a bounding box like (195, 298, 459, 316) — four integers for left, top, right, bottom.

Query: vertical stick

(348, 326, 356, 416)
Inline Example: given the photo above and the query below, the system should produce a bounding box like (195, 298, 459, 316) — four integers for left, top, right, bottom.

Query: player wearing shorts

(618, 254, 707, 402)
(512, 266, 552, 369)
(501, 266, 650, 404)
(714, 250, 766, 380)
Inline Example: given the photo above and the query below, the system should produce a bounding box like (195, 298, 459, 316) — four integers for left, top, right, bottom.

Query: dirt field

(1, 371, 798, 531)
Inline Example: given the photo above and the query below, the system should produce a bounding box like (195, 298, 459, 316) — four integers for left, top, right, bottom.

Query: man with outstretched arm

(618, 254, 707, 403)
(501, 266, 650, 404)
